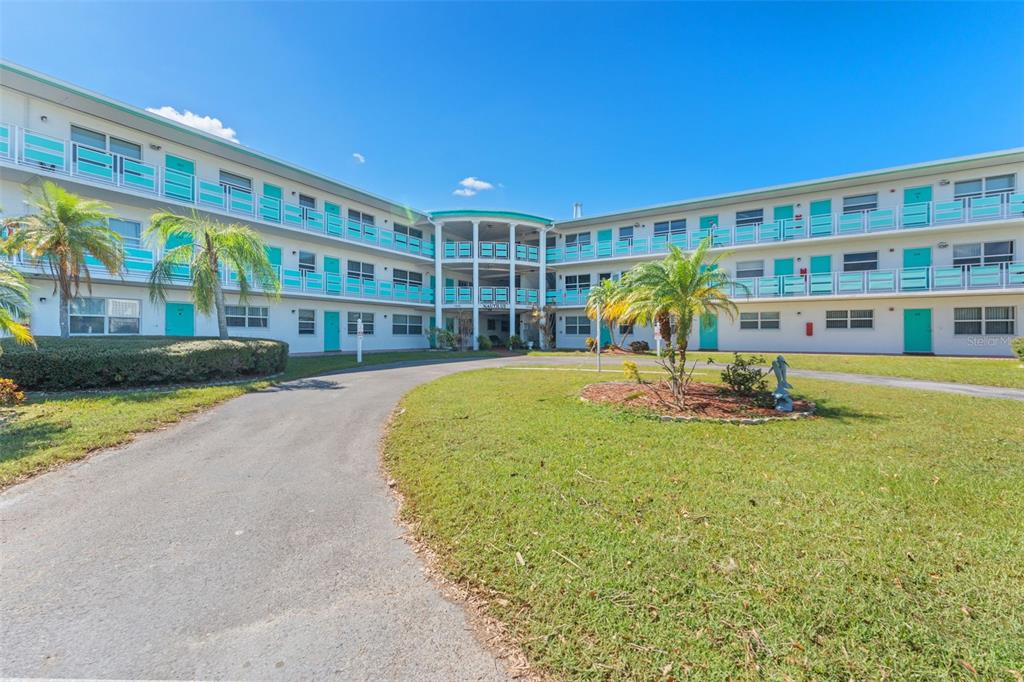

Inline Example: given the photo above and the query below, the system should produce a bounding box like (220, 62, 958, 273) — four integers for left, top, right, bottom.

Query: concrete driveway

(1, 357, 512, 681)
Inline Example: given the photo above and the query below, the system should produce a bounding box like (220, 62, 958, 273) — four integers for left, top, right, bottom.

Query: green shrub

(720, 352, 769, 396)
(476, 335, 493, 351)
(0, 336, 288, 391)
(585, 336, 597, 352)
(507, 335, 524, 350)
(628, 340, 650, 353)
(1013, 337, 1024, 361)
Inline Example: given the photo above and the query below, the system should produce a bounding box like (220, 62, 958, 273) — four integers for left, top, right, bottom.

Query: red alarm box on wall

(805, 322, 814, 336)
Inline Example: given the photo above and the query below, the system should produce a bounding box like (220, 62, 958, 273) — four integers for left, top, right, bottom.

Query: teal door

(809, 199, 832, 216)
(699, 314, 718, 350)
(903, 247, 931, 269)
(773, 205, 794, 221)
(903, 185, 932, 204)
(774, 258, 795, 276)
(165, 302, 194, 336)
(903, 309, 932, 354)
(599, 320, 611, 346)
(809, 255, 831, 273)
(324, 311, 341, 351)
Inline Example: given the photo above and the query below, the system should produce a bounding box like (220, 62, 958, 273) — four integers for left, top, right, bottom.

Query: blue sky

(2, 2, 1022, 220)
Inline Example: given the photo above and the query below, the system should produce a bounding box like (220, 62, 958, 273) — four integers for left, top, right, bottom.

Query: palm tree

(4, 181, 122, 338)
(0, 259, 34, 347)
(585, 277, 633, 348)
(621, 237, 738, 398)
(146, 210, 281, 339)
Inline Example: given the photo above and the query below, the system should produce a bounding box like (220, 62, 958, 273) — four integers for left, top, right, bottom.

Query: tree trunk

(658, 315, 672, 349)
(208, 244, 229, 339)
(58, 291, 70, 338)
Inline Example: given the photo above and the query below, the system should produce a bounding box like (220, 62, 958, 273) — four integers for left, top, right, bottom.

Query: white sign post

(653, 325, 662, 358)
(356, 317, 364, 364)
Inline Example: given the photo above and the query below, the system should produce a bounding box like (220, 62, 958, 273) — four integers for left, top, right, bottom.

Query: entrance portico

(428, 210, 552, 349)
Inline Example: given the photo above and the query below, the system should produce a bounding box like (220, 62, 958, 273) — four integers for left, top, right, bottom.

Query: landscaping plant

(628, 340, 650, 353)
(620, 237, 738, 405)
(147, 210, 281, 339)
(1013, 336, 1024, 362)
(507, 334, 524, 350)
(720, 352, 769, 395)
(0, 377, 25, 407)
(476, 334, 493, 350)
(0, 259, 34, 349)
(585, 276, 633, 348)
(4, 182, 122, 338)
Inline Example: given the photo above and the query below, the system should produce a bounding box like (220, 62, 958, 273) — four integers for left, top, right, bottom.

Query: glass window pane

(954, 307, 982, 321)
(109, 137, 141, 159)
(71, 125, 106, 150)
(109, 317, 140, 334)
(70, 316, 105, 334)
(71, 297, 106, 315)
(985, 174, 1014, 193)
(219, 170, 251, 191)
(954, 179, 983, 198)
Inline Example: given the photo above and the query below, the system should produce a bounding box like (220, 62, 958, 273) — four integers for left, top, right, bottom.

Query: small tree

(0, 260, 33, 348)
(621, 238, 738, 403)
(530, 303, 557, 349)
(146, 210, 281, 339)
(585, 277, 633, 348)
(5, 182, 122, 338)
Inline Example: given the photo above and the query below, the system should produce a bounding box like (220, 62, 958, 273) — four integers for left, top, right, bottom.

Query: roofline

(554, 147, 1024, 229)
(0, 60, 429, 220)
(429, 209, 553, 225)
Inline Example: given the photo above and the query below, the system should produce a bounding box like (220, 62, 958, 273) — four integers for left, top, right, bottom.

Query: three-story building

(2, 61, 1021, 356)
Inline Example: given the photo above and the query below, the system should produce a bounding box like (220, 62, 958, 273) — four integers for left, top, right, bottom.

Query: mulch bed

(581, 381, 814, 422)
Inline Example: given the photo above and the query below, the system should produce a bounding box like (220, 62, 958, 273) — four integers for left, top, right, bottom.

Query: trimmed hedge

(1013, 337, 1024, 362)
(0, 336, 288, 391)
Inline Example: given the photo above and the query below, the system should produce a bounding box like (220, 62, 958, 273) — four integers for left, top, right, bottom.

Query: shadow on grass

(289, 354, 498, 380)
(808, 396, 886, 424)
(0, 417, 71, 466)
(263, 378, 346, 392)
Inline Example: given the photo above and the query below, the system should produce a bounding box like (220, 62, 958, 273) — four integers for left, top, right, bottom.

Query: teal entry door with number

(903, 309, 932, 354)
(165, 302, 194, 336)
(324, 311, 341, 351)
(699, 314, 718, 350)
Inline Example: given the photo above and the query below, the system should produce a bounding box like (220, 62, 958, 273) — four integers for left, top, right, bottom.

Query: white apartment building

(2, 62, 1021, 357)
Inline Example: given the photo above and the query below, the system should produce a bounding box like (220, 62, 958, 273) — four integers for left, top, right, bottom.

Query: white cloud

(459, 176, 494, 191)
(146, 106, 239, 143)
(352, 152, 366, 164)
(453, 188, 477, 197)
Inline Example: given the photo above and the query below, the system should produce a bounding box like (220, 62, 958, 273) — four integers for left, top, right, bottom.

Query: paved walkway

(510, 355, 1024, 401)
(1, 357, 513, 681)
(2, 354, 1019, 680)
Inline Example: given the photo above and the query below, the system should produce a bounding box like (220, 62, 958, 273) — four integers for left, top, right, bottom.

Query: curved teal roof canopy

(429, 209, 552, 225)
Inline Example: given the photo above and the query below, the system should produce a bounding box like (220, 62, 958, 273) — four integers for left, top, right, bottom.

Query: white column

(471, 220, 480, 350)
(538, 227, 548, 349)
(433, 221, 444, 340)
(508, 222, 517, 340)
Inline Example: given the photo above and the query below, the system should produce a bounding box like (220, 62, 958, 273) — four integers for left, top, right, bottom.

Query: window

(953, 241, 1014, 267)
(348, 260, 374, 281)
(598, 272, 612, 281)
(348, 209, 375, 225)
(347, 312, 374, 334)
(564, 274, 591, 290)
(393, 269, 423, 286)
(735, 209, 764, 227)
(843, 193, 878, 213)
(739, 311, 780, 330)
(843, 251, 878, 272)
(565, 232, 591, 246)
(653, 219, 686, 237)
(393, 314, 423, 335)
(108, 218, 141, 246)
(826, 309, 874, 329)
(546, 235, 557, 248)
(619, 323, 634, 335)
(957, 307, 1015, 335)
(219, 170, 251, 192)
(298, 194, 317, 219)
(394, 223, 423, 240)
(298, 309, 316, 335)
(226, 306, 268, 328)
(618, 226, 634, 244)
(954, 174, 1016, 200)
(735, 260, 765, 279)
(70, 125, 141, 161)
(487, 318, 496, 331)
(69, 297, 140, 335)
(298, 251, 316, 273)
(565, 315, 592, 335)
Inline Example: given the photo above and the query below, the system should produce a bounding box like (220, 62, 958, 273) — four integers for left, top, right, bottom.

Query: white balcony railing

(547, 195, 1024, 264)
(0, 122, 435, 259)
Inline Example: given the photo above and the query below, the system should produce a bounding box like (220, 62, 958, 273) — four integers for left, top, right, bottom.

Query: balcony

(441, 287, 540, 306)
(442, 241, 541, 262)
(547, 196, 1024, 264)
(4, 251, 436, 306)
(545, 262, 1023, 305)
(0, 123, 434, 260)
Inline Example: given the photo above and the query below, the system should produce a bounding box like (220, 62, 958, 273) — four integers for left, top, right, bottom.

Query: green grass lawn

(384, 368, 1024, 679)
(0, 350, 493, 488)
(528, 349, 1024, 389)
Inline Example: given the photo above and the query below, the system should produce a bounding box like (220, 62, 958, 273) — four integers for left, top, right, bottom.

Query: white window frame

(653, 219, 686, 237)
(739, 311, 780, 330)
(298, 309, 316, 335)
(565, 232, 592, 247)
(298, 250, 317, 273)
(393, 268, 423, 287)
(843, 251, 879, 272)
(735, 260, 765, 279)
(842, 193, 878, 214)
(954, 174, 1016, 200)
(219, 169, 252, 193)
(394, 223, 423, 240)
(955, 306, 1016, 335)
(347, 312, 374, 335)
(348, 209, 375, 226)
(69, 296, 141, 335)
(226, 305, 268, 328)
(393, 314, 423, 335)
(617, 226, 634, 244)
(735, 209, 764, 227)
(564, 274, 591, 290)
(952, 241, 1014, 267)
(348, 260, 375, 281)
(826, 309, 874, 330)
(565, 315, 592, 336)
